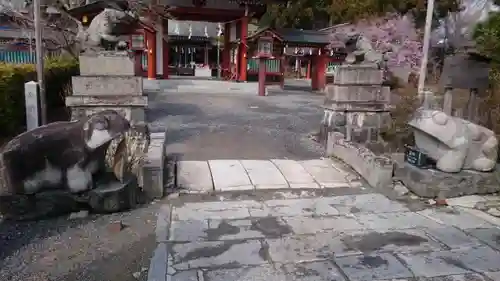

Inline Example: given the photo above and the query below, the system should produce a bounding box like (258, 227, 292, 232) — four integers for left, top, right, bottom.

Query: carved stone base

(70, 106, 146, 124)
(326, 132, 394, 189)
(0, 175, 141, 220)
(394, 160, 500, 198)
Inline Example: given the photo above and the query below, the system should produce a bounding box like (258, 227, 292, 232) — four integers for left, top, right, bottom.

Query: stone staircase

(145, 78, 261, 95)
(173, 158, 362, 194)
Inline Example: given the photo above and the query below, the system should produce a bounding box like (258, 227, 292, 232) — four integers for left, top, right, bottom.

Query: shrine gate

(244, 27, 345, 91)
(68, 0, 336, 92)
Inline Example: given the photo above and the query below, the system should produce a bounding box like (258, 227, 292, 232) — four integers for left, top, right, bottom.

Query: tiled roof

(249, 27, 334, 46)
(275, 28, 330, 45)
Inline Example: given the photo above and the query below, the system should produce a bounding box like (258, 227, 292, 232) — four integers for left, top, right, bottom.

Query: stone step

(175, 159, 361, 194)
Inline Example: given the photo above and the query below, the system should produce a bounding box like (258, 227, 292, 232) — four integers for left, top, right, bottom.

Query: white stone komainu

(409, 109, 498, 173)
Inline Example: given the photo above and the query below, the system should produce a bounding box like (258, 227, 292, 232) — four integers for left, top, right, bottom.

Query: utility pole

(33, 0, 47, 125)
(417, 0, 435, 107)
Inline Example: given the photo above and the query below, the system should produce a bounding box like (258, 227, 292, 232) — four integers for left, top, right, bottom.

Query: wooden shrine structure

(68, 0, 288, 80)
(243, 27, 346, 90)
(67, 0, 344, 89)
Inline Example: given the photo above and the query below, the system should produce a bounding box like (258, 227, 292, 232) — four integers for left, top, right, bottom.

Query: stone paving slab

(282, 261, 347, 281)
(240, 160, 289, 189)
(150, 192, 500, 281)
(318, 193, 410, 214)
(271, 159, 318, 185)
(334, 253, 414, 280)
(299, 159, 351, 188)
(208, 160, 254, 191)
(169, 240, 266, 270)
(417, 208, 497, 229)
(176, 159, 355, 193)
(465, 227, 500, 251)
(396, 246, 500, 277)
(176, 161, 214, 193)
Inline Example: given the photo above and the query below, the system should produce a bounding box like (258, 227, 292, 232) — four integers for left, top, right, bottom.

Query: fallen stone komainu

(408, 109, 498, 173)
(0, 110, 150, 220)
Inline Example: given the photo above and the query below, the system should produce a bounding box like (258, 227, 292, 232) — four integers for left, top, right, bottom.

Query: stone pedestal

(394, 160, 500, 198)
(323, 65, 394, 189)
(327, 132, 394, 190)
(321, 65, 392, 145)
(66, 51, 147, 124)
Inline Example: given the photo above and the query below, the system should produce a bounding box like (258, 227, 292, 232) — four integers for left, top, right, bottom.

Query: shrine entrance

(245, 27, 345, 92)
(145, 0, 288, 82)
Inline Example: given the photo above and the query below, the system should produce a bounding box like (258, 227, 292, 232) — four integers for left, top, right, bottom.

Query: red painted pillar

(134, 50, 143, 76)
(306, 59, 311, 79)
(311, 55, 318, 90)
(223, 23, 231, 78)
(238, 16, 248, 82)
(204, 44, 209, 67)
(147, 30, 157, 80)
(317, 50, 327, 91)
(162, 21, 169, 79)
(280, 56, 285, 89)
(258, 58, 266, 96)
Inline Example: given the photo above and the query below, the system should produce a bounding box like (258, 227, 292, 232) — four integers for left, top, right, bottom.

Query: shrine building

(68, 0, 344, 91)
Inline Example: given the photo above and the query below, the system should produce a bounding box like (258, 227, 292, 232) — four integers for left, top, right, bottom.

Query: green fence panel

(142, 53, 148, 69)
(327, 62, 340, 73)
(247, 58, 280, 73)
(0, 50, 36, 64)
(248, 59, 258, 72)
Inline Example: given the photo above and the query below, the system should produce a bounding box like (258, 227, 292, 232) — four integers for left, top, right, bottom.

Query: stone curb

(147, 205, 172, 281)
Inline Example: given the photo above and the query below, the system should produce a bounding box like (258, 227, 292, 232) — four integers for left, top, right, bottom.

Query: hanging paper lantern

(217, 22, 222, 37)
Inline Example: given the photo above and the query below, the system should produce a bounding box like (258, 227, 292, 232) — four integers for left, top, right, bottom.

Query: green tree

(473, 0, 500, 62)
(259, 0, 329, 29)
(261, 0, 460, 29)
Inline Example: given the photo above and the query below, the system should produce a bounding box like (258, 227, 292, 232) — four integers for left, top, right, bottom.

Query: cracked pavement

(150, 189, 500, 281)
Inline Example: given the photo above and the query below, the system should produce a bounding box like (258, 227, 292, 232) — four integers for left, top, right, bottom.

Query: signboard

(404, 146, 433, 168)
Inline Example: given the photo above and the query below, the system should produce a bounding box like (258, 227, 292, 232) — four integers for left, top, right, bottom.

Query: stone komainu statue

(77, 7, 139, 53)
(340, 33, 385, 66)
(0, 110, 150, 220)
(408, 109, 498, 173)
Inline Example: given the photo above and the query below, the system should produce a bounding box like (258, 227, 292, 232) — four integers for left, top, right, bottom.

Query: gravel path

(148, 90, 325, 160)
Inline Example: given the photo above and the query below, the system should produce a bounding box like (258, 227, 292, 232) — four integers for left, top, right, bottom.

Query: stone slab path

(176, 159, 360, 193)
(149, 190, 500, 281)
